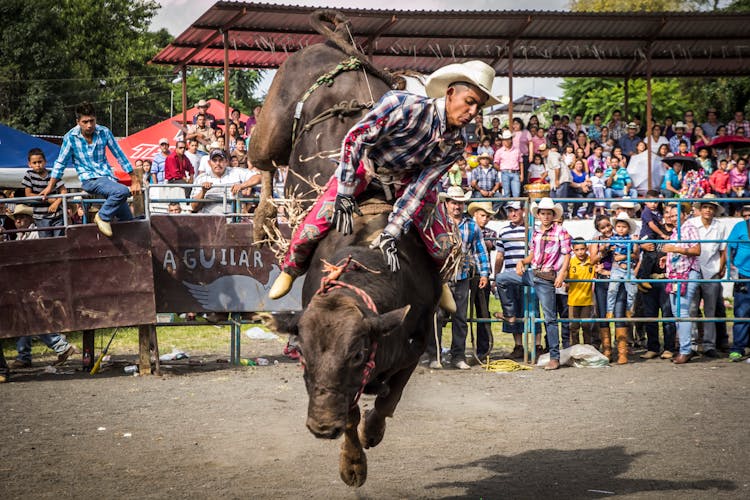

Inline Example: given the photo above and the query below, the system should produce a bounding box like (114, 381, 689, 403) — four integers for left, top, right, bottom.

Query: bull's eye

(352, 350, 365, 365)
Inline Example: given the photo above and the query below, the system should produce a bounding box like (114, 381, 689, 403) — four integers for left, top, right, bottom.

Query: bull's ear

(365, 305, 410, 337)
(259, 312, 300, 336)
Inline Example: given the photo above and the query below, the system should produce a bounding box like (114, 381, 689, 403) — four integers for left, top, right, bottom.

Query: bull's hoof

(339, 446, 367, 487)
(358, 408, 386, 449)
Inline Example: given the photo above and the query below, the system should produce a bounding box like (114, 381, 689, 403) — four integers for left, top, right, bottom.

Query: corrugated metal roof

(151, 1, 750, 77)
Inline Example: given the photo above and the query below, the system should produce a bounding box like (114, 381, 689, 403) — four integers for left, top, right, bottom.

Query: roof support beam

(171, 7, 247, 72)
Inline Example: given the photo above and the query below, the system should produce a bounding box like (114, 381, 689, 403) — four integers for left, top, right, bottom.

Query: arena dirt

(1, 340, 748, 499)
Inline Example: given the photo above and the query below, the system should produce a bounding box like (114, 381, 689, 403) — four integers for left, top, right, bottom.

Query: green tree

(175, 68, 264, 116)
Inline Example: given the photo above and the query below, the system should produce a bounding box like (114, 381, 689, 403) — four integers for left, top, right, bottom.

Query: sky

(151, 0, 570, 100)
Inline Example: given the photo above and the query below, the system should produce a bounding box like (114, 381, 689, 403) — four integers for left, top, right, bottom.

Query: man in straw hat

(496, 197, 572, 370)
(427, 189, 490, 369)
(685, 194, 727, 358)
(270, 60, 501, 313)
(669, 121, 691, 153)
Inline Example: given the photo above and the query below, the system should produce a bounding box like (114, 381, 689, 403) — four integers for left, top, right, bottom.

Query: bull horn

(365, 305, 410, 337)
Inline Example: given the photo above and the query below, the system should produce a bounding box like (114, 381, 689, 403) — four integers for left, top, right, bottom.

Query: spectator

(192, 99, 217, 128)
(692, 127, 711, 157)
(189, 149, 258, 215)
(494, 200, 533, 358)
(463, 114, 486, 153)
(646, 124, 669, 153)
(546, 114, 562, 143)
(232, 139, 249, 168)
(540, 144, 572, 217)
(273, 165, 288, 199)
(511, 117, 532, 176)
(728, 158, 748, 204)
(186, 114, 217, 153)
(727, 204, 750, 361)
(587, 143, 607, 174)
(700, 108, 723, 139)
(569, 113, 587, 137)
(686, 195, 726, 359)
(683, 110, 697, 138)
(527, 154, 547, 184)
(434, 187, 489, 370)
(41, 102, 139, 238)
(167, 202, 182, 214)
(588, 114, 603, 143)
(551, 127, 568, 153)
(22, 148, 66, 238)
(444, 158, 466, 189)
(141, 159, 155, 184)
(663, 202, 701, 365)
(636, 191, 669, 291)
(530, 126, 546, 157)
(605, 214, 639, 350)
(488, 117, 502, 142)
(470, 153, 500, 200)
(164, 140, 194, 188)
(496, 197, 571, 371)
(696, 145, 713, 174)
(604, 156, 637, 201)
(669, 122, 691, 153)
(590, 168, 607, 216)
(567, 237, 595, 345)
(709, 159, 730, 212)
(726, 110, 750, 137)
(608, 109, 628, 142)
(573, 132, 591, 158)
(151, 138, 169, 184)
(0, 193, 15, 241)
(619, 122, 642, 158)
(467, 201, 497, 362)
(611, 145, 629, 168)
(660, 160, 684, 198)
(664, 116, 675, 139)
(476, 137, 494, 157)
(493, 130, 523, 198)
(184, 138, 205, 173)
(590, 215, 615, 357)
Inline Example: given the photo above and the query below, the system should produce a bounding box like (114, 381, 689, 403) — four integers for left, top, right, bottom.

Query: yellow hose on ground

(482, 359, 534, 372)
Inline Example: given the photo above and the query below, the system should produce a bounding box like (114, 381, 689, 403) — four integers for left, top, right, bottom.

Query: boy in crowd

(606, 213, 639, 318)
(22, 148, 66, 237)
(568, 238, 595, 345)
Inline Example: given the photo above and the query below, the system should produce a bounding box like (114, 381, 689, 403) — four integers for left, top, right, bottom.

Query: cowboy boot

(439, 283, 457, 314)
(600, 326, 612, 360)
(269, 271, 294, 300)
(615, 327, 629, 365)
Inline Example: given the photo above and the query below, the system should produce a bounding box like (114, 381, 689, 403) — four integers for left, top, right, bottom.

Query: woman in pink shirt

(729, 158, 748, 202)
(512, 117, 532, 182)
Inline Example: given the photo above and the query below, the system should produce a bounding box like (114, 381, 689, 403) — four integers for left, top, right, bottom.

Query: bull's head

(294, 294, 409, 440)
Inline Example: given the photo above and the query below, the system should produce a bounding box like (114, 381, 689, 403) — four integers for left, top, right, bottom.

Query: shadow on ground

(427, 446, 736, 499)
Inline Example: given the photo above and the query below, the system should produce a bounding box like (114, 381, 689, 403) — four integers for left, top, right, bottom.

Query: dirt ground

(1, 338, 748, 500)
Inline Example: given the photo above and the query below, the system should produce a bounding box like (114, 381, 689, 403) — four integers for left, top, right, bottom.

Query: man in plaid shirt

(496, 197, 571, 370)
(270, 61, 501, 313)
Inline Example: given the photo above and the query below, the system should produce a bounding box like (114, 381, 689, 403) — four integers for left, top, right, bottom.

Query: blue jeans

(35, 216, 64, 238)
(449, 279, 471, 362)
(496, 270, 560, 360)
(732, 276, 750, 355)
(16, 334, 70, 363)
(501, 171, 521, 198)
(669, 270, 699, 356)
(81, 177, 133, 223)
(605, 187, 639, 201)
(606, 265, 636, 313)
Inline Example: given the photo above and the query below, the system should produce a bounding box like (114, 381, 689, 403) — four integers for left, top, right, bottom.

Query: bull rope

(313, 255, 382, 408)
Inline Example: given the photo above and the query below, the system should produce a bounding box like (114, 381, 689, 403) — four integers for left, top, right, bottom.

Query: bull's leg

(339, 404, 367, 487)
(359, 361, 418, 449)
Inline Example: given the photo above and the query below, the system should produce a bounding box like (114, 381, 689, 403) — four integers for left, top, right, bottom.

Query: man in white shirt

(687, 195, 727, 357)
(190, 150, 257, 215)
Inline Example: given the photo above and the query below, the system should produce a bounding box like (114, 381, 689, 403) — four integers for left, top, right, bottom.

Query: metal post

(181, 66, 188, 134)
(223, 29, 231, 157)
(170, 88, 174, 118)
(646, 53, 653, 191)
(507, 41, 514, 125)
(125, 91, 129, 137)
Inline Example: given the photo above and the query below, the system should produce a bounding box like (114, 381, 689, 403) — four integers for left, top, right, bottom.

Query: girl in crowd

(530, 126, 547, 156)
(661, 160, 685, 198)
(589, 214, 616, 358)
(569, 158, 592, 218)
(574, 131, 591, 157)
(527, 154, 547, 183)
(729, 158, 748, 204)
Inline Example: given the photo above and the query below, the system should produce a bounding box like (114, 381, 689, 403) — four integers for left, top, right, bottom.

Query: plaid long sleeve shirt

(52, 124, 132, 181)
(334, 91, 464, 238)
(456, 216, 491, 281)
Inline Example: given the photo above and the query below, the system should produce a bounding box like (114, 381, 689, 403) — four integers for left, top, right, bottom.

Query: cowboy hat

(467, 201, 497, 217)
(537, 143, 548, 151)
(476, 152, 493, 161)
(611, 213, 638, 235)
(425, 60, 501, 106)
(158, 137, 169, 145)
(505, 200, 522, 210)
(627, 122, 638, 129)
(530, 197, 563, 219)
(500, 130, 513, 140)
(697, 194, 724, 215)
(438, 186, 471, 202)
(12, 204, 33, 217)
(611, 198, 641, 212)
(673, 121, 686, 130)
(196, 99, 210, 107)
(668, 201, 692, 216)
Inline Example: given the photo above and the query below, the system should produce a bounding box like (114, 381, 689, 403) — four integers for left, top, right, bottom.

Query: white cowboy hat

(476, 152, 493, 161)
(500, 130, 513, 140)
(627, 122, 638, 129)
(530, 197, 563, 219)
(697, 193, 725, 215)
(673, 121, 686, 130)
(611, 198, 641, 212)
(438, 186, 471, 202)
(467, 201, 497, 217)
(12, 204, 33, 217)
(425, 60, 501, 106)
(611, 213, 638, 235)
(196, 99, 210, 107)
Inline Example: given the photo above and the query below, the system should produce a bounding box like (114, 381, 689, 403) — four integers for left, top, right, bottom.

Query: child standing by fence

(568, 238, 595, 345)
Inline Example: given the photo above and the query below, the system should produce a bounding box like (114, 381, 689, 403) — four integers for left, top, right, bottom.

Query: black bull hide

(253, 40, 441, 487)
(273, 211, 440, 487)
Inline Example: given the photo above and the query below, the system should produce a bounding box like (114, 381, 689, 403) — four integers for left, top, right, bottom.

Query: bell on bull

(269, 59, 502, 314)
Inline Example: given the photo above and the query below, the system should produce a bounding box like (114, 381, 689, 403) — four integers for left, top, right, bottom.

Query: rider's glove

(332, 194, 361, 235)
(370, 232, 400, 272)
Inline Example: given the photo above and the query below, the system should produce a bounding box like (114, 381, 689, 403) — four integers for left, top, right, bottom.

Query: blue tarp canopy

(0, 123, 78, 188)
